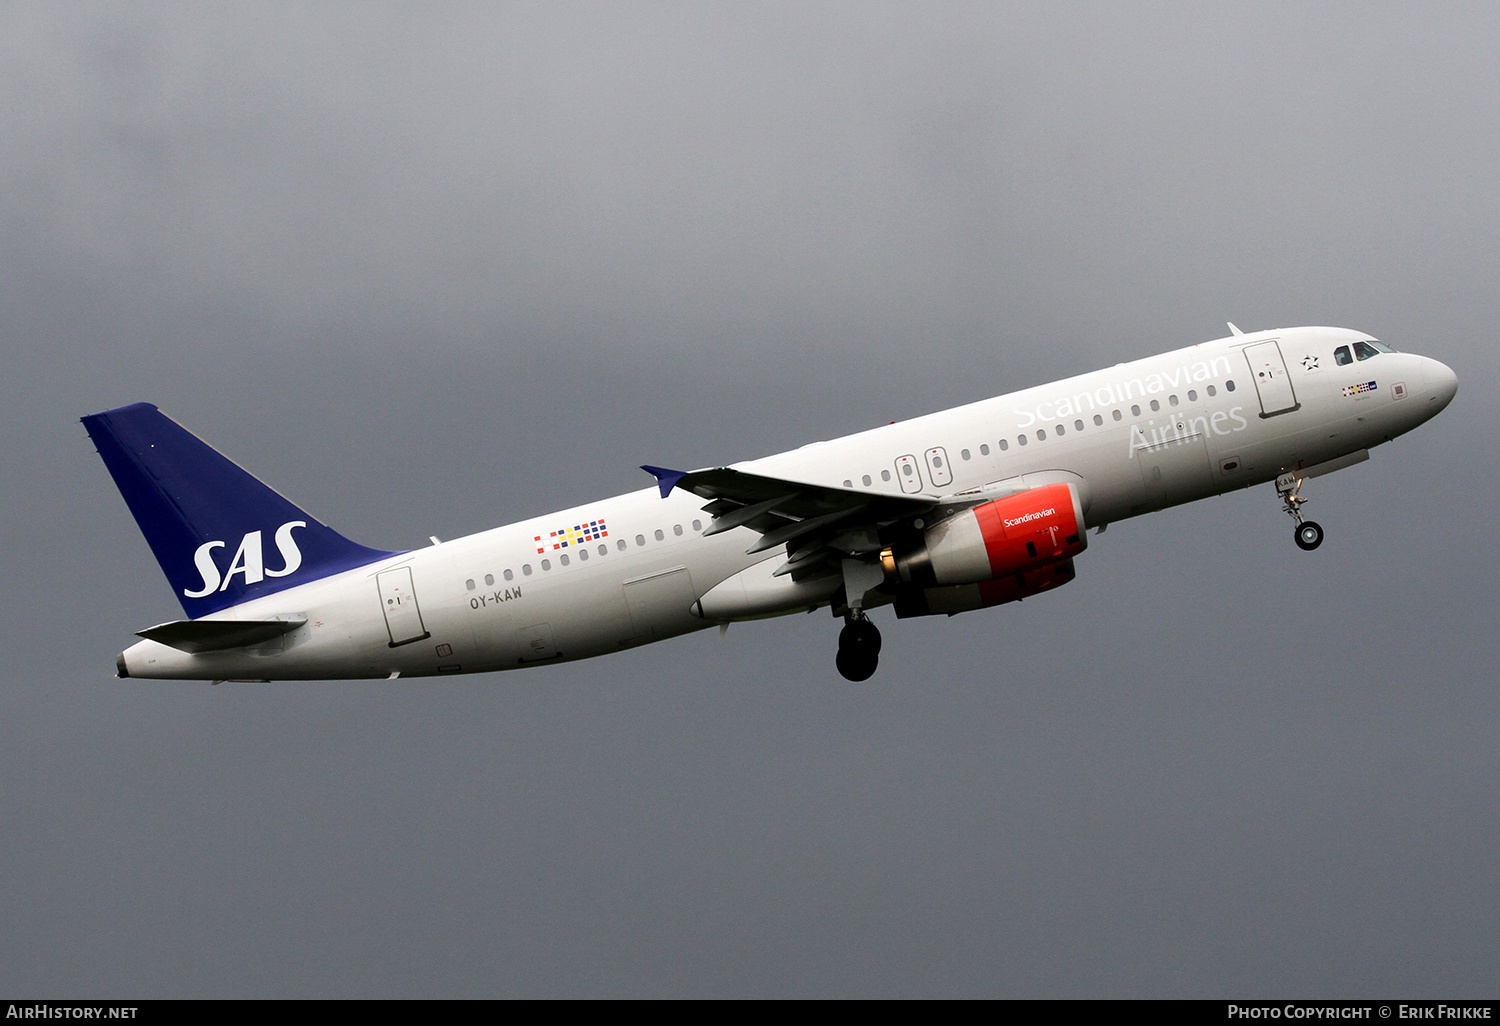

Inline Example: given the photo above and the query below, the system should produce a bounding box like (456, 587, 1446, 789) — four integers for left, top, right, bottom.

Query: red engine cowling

(881, 481, 1087, 589)
(893, 558, 1076, 619)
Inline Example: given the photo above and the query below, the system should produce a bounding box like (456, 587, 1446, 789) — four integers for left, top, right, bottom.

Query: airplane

(85, 324, 1457, 683)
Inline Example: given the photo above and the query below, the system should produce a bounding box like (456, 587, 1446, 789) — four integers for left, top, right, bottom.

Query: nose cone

(1426, 358, 1458, 413)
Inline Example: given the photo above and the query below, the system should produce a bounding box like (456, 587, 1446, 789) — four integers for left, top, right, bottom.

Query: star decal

(1301, 354, 1320, 371)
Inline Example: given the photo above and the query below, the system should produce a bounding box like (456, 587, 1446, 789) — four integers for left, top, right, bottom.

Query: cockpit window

(1367, 339, 1397, 353)
(1334, 345, 1353, 366)
(1353, 340, 1382, 361)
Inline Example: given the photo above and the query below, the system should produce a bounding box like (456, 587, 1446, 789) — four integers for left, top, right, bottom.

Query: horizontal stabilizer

(137, 617, 308, 654)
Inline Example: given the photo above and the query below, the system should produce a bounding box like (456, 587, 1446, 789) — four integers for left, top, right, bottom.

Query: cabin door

(377, 566, 430, 647)
(1243, 341, 1299, 417)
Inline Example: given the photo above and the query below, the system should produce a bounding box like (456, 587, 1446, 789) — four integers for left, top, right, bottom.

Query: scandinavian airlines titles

(1012, 355, 1234, 427)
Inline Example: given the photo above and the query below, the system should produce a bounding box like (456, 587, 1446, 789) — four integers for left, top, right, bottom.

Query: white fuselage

(119, 326, 1457, 681)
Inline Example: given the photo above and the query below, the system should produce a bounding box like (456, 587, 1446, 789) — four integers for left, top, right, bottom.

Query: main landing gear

(1277, 472, 1324, 551)
(836, 614, 882, 682)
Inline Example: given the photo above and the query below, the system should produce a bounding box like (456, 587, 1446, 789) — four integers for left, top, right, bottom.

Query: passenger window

(843, 480, 852, 488)
(1150, 399, 1160, 412)
(484, 574, 494, 586)
(902, 463, 914, 476)
(1131, 404, 1141, 417)
(654, 529, 665, 541)
(598, 544, 607, 555)
(1111, 410, 1122, 422)
(674, 524, 683, 536)
(465, 579, 475, 591)
(504, 569, 514, 581)
(1018, 434, 1028, 446)
(1226, 380, 1236, 391)
(979, 444, 990, 455)
(1036, 428, 1046, 440)
(1207, 385, 1217, 397)
(1353, 341, 1381, 361)
(862, 474, 872, 486)
(881, 470, 891, 481)
(1075, 419, 1084, 431)
(1334, 346, 1353, 366)
(578, 549, 587, 561)
(541, 559, 551, 571)
(522, 564, 533, 576)
(960, 448, 971, 460)
(636, 534, 645, 547)
(1187, 390, 1197, 402)
(616, 539, 626, 551)
(559, 554, 569, 566)
(998, 439, 1009, 451)
(1168, 395, 1179, 407)
(692, 519, 702, 531)
(1054, 424, 1065, 436)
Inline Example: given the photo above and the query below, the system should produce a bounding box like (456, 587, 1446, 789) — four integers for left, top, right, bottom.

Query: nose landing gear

(836, 614, 882, 682)
(1277, 472, 1324, 551)
(1294, 520, 1324, 551)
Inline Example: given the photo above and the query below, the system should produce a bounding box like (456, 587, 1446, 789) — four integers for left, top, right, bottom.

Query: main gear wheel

(836, 616, 882, 681)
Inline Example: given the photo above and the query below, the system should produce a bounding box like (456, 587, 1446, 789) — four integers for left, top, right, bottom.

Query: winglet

(1227, 322, 1244, 336)
(641, 465, 689, 498)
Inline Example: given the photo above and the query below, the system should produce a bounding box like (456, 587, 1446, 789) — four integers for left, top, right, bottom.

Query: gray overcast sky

(2, 2, 1496, 997)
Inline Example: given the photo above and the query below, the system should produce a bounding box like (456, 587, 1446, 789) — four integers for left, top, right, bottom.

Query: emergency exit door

(377, 566, 430, 647)
(923, 447, 953, 488)
(894, 454, 924, 494)
(1243, 340, 1299, 417)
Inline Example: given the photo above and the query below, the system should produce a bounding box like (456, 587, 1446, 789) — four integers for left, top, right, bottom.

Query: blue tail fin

(83, 403, 398, 618)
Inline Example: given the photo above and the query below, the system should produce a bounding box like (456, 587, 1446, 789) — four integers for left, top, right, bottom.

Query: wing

(643, 465, 936, 581)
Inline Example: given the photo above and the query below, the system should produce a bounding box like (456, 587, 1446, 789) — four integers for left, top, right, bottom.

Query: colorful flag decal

(1342, 380, 1377, 397)
(535, 519, 608, 554)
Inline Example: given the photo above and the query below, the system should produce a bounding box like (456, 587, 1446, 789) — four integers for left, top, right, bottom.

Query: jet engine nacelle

(881, 481, 1087, 589)
(893, 559, 1075, 619)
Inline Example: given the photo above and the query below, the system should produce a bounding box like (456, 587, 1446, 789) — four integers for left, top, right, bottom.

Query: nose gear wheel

(1277, 473, 1325, 551)
(1295, 521, 1324, 551)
